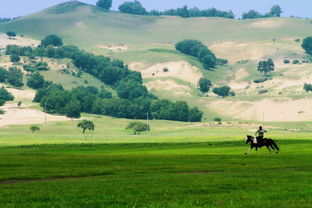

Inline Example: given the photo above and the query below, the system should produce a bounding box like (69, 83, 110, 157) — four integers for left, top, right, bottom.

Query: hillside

(1, 1, 312, 122)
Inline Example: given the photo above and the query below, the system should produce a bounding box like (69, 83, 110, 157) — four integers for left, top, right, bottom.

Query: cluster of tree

(34, 84, 112, 119)
(213, 86, 235, 97)
(41, 34, 63, 48)
(6, 43, 143, 88)
(7, 35, 204, 122)
(0, 87, 14, 106)
(304, 83, 312, 92)
(33, 83, 202, 121)
(118, 1, 147, 15)
(242, 5, 282, 19)
(96, 0, 112, 10)
(27, 72, 50, 89)
(116, 1, 234, 18)
(151, 6, 234, 19)
(150, 99, 203, 122)
(198, 77, 212, 93)
(302, 36, 312, 55)
(257, 59, 275, 75)
(175, 39, 221, 69)
(0, 67, 24, 88)
(126, 121, 149, 135)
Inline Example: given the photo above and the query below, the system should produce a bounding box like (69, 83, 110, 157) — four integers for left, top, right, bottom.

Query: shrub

(253, 78, 268, 83)
(213, 86, 232, 97)
(283, 59, 290, 64)
(126, 121, 149, 135)
(258, 89, 268, 94)
(217, 58, 228, 66)
(35, 62, 49, 71)
(304, 83, 312, 92)
(30, 125, 40, 133)
(213, 117, 222, 122)
(292, 59, 300, 64)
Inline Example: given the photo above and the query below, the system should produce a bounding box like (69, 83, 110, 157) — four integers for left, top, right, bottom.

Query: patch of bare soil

(0, 33, 39, 49)
(136, 61, 202, 84)
(146, 80, 192, 96)
(97, 44, 132, 51)
(207, 98, 312, 122)
(250, 19, 285, 28)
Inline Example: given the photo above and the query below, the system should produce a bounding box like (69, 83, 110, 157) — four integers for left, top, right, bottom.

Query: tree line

(96, 0, 284, 19)
(175, 39, 227, 70)
(242, 5, 282, 19)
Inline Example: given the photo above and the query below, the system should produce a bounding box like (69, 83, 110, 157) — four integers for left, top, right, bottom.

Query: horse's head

(245, 135, 253, 144)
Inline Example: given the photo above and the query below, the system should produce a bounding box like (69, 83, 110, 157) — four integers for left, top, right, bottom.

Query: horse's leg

(245, 146, 253, 155)
(269, 144, 276, 153)
(266, 145, 271, 154)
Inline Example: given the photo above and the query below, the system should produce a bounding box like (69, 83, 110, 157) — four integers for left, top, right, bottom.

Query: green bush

(292, 59, 300, 64)
(283, 59, 290, 64)
(258, 89, 268, 94)
(304, 83, 312, 92)
(254, 78, 268, 83)
(213, 117, 222, 122)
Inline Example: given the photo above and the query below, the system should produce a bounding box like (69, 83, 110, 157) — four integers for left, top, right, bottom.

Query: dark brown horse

(245, 135, 279, 155)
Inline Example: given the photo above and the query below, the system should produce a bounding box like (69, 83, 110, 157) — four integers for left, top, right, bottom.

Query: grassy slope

(1, 2, 312, 121)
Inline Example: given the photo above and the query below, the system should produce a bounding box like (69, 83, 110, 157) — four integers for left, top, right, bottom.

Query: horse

(245, 135, 279, 155)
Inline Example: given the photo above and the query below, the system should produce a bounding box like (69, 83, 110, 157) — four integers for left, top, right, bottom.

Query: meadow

(0, 117, 312, 207)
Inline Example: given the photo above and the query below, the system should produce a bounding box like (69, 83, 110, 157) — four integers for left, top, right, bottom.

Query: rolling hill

(1, 1, 312, 122)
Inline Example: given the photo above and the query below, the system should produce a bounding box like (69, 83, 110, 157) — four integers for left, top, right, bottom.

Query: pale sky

(0, 0, 311, 18)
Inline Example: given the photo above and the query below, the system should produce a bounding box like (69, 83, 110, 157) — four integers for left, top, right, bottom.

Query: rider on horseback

(255, 126, 267, 144)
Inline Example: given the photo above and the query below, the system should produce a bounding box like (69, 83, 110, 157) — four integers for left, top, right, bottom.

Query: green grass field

(0, 139, 312, 207)
(1, 115, 312, 207)
(1, 3, 312, 207)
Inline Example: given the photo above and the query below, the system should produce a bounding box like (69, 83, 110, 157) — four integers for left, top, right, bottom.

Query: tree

(6, 67, 24, 87)
(27, 72, 46, 89)
(242, 10, 262, 19)
(0, 87, 14, 101)
(257, 59, 275, 75)
(77, 120, 95, 134)
(118, 1, 147, 15)
(188, 107, 203, 122)
(10, 54, 20, 64)
(198, 77, 212, 93)
(302, 36, 312, 55)
(175, 39, 217, 69)
(269, 5, 282, 17)
(41, 34, 63, 48)
(304, 83, 312, 92)
(126, 121, 149, 135)
(65, 99, 81, 118)
(0, 67, 7, 82)
(30, 125, 40, 133)
(6, 31, 16, 39)
(213, 86, 232, 97)
(96, 0, 112, 10)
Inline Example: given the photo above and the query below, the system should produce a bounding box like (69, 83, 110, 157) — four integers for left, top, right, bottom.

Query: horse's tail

(271, 140, 280, 151)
